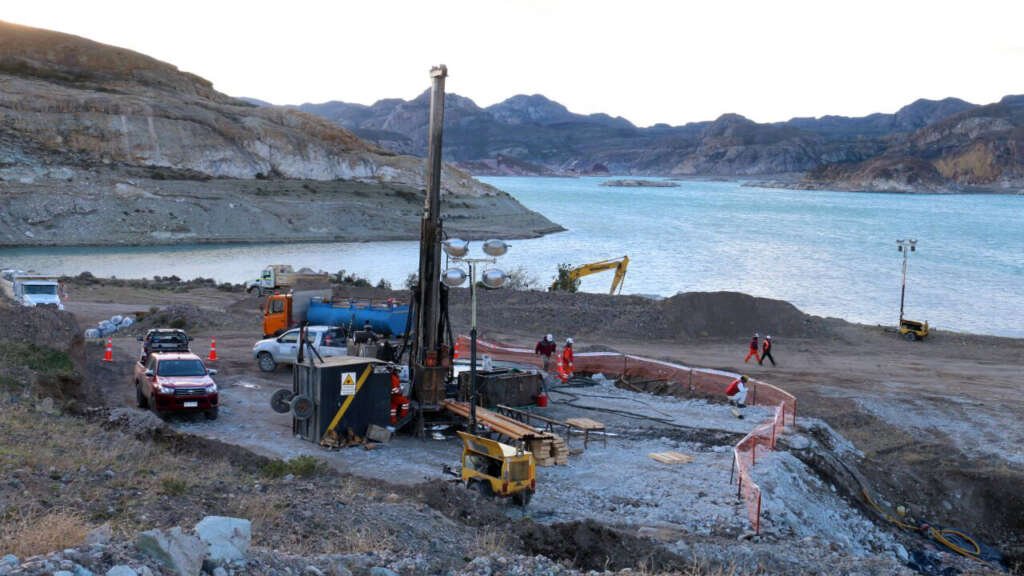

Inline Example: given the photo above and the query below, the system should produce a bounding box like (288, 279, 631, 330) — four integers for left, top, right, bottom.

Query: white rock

(86, 524, 113, 546)
(194, 516, 252, 564)
(894, 543, 909, 562)
(105, 567, 137, 576)
(136, 526, 204, 576)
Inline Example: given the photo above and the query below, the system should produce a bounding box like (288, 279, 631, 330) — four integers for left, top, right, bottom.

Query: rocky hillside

(0, 21, 560, 246)
(300, 90, 1024, 193)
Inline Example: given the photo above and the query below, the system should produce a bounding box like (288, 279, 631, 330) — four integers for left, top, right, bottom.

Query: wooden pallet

(648, 451, 695, 464)
(443, 400, 569, 466)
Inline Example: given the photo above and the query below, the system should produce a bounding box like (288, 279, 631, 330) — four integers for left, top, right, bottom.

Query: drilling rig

(403, 65, 455, 427)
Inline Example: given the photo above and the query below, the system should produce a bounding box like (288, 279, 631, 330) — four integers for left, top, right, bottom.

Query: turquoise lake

(2, 177, 1022, 337)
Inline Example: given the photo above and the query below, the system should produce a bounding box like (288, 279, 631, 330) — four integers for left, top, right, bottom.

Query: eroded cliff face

(0, 21, 562, 245)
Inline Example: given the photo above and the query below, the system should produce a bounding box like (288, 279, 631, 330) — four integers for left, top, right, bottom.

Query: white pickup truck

(252, 325, 347, 372)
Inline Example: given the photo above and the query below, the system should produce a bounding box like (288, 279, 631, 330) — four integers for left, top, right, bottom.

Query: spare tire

(290, 395, 314, 421)
(270, 389, 295, 414)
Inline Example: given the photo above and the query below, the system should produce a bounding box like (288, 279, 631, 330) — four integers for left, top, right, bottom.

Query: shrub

(551, 263, 580, 293)
(376, 278, 392, 290)
(261, 455, 321, 479)
(0, 509, 90, 557)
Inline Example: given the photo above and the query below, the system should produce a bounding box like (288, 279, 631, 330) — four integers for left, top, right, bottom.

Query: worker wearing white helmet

(561, 337, 575, 379)
(534, 333, 556, 372)
(760, 335, 776, 366)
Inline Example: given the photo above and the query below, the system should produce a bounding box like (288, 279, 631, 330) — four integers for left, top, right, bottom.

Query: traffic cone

(102, 337, 113, 363)
(207, 337, 217, 362)
(453, 340, 460, 359)
(556, 357, 568, 383)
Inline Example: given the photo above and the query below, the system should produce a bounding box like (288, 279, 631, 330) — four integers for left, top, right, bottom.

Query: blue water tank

(307, 300, 410, 336)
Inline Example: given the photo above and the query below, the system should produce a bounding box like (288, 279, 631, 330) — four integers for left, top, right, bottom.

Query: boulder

(136, 527, 204, 576)
(105, 567, 137, 576)
(194, 516, 251, 564)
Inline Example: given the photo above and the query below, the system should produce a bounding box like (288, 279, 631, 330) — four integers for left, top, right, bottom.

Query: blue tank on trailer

(307, 300, 410, 336)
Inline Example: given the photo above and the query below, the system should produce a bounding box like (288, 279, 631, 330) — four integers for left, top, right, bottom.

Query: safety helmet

(754, 332, 760, 337)
(740, 375, 749, 382)
(766, 335, 772, 340)
(546, 334, 553, 342)
(566, 337, 574, 345)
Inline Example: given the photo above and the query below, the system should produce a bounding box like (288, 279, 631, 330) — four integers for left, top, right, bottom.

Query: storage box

(292, 356, 392, 443)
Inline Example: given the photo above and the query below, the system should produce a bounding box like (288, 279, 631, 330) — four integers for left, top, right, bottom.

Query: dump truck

(245, 265, 330, 296)
(456, 431, 536, 506)
(262, 290, 409, 339)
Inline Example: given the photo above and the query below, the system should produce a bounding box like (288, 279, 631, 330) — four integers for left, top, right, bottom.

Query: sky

(4, 0, 1023, 127)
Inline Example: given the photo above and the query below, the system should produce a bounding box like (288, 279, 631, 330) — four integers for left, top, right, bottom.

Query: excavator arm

(551, 256, 630, 295)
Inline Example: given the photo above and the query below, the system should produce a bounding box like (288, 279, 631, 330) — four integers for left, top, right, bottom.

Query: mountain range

(298, 91, 1024, 193)
(0, 21, 559, 247)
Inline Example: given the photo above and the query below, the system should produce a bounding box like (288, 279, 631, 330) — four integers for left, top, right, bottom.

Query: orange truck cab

(262, 289, 332, 338)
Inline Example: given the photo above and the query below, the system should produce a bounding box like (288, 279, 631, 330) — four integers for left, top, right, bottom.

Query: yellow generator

(899, 318, 930, 341)
(457, 431, 536, 506)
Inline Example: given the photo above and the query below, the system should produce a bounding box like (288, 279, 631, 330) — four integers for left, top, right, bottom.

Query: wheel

(257, 352, 277, 372)
(289, 394, 314, 421)
(470, 479, 493, 498)
(903, 331, 918, 342)
(512, 489, 534, 507)
(270, 389, 295, 414)
(135, 382, 149, 408)
(204, 408, 219, 420)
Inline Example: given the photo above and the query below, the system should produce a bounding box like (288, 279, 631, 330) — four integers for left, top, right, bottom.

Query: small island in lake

(601, 179, 680, 188)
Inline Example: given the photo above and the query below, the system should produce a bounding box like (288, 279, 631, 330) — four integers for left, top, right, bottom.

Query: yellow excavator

(549, 256, 629, 295)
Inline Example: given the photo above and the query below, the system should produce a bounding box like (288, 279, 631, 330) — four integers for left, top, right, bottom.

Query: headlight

(154, 384, 169, 394)
(205, 384, 217, 394)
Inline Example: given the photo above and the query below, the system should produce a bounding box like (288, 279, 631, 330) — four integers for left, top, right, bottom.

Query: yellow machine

(549, 256, 630, 295)
(456, 431, 536, 506)
(899, 318, 930, 341)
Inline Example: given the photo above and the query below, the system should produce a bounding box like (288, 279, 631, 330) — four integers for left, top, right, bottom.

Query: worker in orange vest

(389, 366, 409, 425)
(744, 332, 761, 364)
(561, 337, 575, 378)
(725, 375, 749, 407)
(760, 335, 776, 366)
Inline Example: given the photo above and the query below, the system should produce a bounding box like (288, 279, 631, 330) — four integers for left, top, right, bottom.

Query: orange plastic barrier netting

(458, 335, 796, 533)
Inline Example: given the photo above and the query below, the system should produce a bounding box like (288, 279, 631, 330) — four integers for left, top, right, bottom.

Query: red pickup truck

(134, 352, 219, 419)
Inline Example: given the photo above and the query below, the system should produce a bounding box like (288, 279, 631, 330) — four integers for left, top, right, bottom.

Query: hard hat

(546, 334, 553, 341)
(566, 337, 573, 345)
(740, 375, 749, 382)
(766, 335, 772, 340)
(754, 332, 760, 337)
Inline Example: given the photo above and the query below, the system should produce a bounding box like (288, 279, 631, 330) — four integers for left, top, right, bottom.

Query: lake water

(2, 177, 1022, 337)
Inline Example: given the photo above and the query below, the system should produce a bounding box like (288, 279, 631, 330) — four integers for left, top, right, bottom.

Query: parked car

(138, 329, 192, 362)
(252, 325, 347, 372)
(134, 352, 219, 419)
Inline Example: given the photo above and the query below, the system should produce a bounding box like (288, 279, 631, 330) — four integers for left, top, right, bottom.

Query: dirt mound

(659, 291, 836, 339)
(0, 304, 79, 351)
(130, 304, 236, 334)
(411, 479, 509, 527)
(515, 519, 689, 571)
(453, 289, 836, 342)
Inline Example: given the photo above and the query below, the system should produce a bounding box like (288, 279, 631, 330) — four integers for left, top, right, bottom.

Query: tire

(135, 382, 148, 409)
(470, 479, 493, 498)
(270, 389, 295, 414)
(903, 332, 918, 342)
(512, 489, 533, 507)
(289, 394, 314, 421)
(204, 408, 219, 420)
(257, 352, 277, 372)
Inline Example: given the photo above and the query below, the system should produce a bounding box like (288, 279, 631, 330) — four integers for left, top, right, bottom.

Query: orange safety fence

(458, 335, 796, 533)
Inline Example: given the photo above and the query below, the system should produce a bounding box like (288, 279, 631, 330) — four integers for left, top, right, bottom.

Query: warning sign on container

(340, 372, 357, 395)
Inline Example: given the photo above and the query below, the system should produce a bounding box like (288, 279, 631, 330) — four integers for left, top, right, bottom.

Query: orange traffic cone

(102, 337, 113, 363)
(556, 357, 568, 383)
(207, 337, 217, 362)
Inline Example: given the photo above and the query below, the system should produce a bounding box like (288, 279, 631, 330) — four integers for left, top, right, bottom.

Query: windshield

(157, 359, 207, 377)
(24, 284, 58, 295)
(150, 333, 187, 345)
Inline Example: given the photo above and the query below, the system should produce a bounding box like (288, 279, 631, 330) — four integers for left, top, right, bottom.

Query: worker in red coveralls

(760, 335, 776, 366)
(561, 337, 575, 379)
(725, 375, 749, 408)
(534, 334, 556, 372)
(744, 332, 761, 364)
(389, 366, 409, 425)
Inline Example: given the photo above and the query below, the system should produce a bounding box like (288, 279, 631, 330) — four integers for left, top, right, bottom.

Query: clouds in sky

(4, 0, 1022, 126)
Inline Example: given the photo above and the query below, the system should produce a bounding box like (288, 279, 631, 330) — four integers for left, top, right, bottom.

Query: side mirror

(145, 370, 154, 377)
(207, 369, 218, 376)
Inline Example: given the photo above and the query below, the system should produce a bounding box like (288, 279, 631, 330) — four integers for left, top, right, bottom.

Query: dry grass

(0, 509, 91, 556)
(334, 524, 398, 554)
(472, 529, 509, 556)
